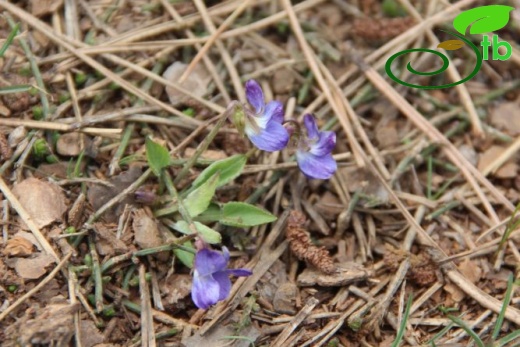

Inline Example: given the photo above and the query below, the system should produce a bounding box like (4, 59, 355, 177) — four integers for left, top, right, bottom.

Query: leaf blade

(220, 202, 277, 227)
(183, 173, 219, 217)
(145, 137, 170, 176)
(192, 155, 247, 189)
(172, 221, 222, 244)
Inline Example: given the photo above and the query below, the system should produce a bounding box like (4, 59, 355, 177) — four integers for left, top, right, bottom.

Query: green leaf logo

(453, 5, 514, 35)
(437, 39, 465, 50)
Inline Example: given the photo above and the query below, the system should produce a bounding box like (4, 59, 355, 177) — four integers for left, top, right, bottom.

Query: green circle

(384, 30, 483, 89)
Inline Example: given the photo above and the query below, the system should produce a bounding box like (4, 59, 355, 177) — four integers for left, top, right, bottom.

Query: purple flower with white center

(242, 79, 289, 152)
(295, 114, 337, 179)
(191, 246, 252, 309)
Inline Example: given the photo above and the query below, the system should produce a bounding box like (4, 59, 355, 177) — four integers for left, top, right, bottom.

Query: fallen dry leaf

(14, 253, 55, 279)
(477, 145, 518, 178)
(489, 101, 520, 136)
(160, 274, 192, 309)
(93, 223, 128, 256)
(458, 259, 482, 284)
(162, 61, 211, 106)
(444, 283, 465, 302)
(80, 320, 105, 347)
(12, 177, 67, 229)
(3, 236, 34, 257)
(5, 302, 79, 346)
(132, 208, 164, 250)
(12, 231, 41, 250)
(273, 282, 297, 314)
(30, 0, 64, 17)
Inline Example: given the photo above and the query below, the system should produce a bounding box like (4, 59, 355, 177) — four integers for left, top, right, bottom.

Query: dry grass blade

(139, 264, 156, 347)
(179, 0, 252, 84)
(271, 297, 319, 347)
(357, 63, 512, 216)
(0, 1, 202, 125)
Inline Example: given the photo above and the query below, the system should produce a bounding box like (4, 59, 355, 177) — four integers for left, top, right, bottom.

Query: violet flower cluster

(237, 79, 337, 180)
(191, 80, 337, 310)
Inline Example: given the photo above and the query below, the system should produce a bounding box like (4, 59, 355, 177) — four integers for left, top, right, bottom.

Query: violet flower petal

(310, 131, 336, 157)
(245, 80, 264, 114)
(246, 120, 290, 152)
(194, 248, 227, 277)
(191, 270, 220, 309)
(303, 114, 320, 140)
(212, 271, 232, 301)
(296, 151, 337, 179)
(264, 100, 284, 124)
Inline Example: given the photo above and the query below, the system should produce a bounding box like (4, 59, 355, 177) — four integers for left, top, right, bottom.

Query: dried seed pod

(286, 210, 335, 274)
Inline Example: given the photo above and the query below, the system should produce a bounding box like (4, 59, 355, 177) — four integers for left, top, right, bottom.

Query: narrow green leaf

(492, 274, 515, 341)
(192, 155, 247, 189)
(0, 84, 32, 95)
(391, 294, 413, 347)
(183, 173, 219, 217)
(173, 241, 195, 268)
(0, 23, 19, 58)
(173, 221, 221, 244)
(220, 202, 277, 227)
(446, 314, 485, 347)
(497, 329, 520, 347)
(145, 137, 170, 176)
(453, 5, 514, 35)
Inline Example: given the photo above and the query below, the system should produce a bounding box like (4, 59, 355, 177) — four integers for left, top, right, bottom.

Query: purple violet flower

(191, 247, 252, 309)
(295, 114, 337, 179)
(243, 79, 289, 151)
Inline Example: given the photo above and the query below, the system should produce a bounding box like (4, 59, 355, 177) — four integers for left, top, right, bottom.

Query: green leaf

(0, 85, 32, 95)
(220, 202, 277, 227)
(172, 221, 222, 244)
(183, 173, 219, 217)
(193, 203, 222, 223)
(192, 155, 247, 189)
(145, 137, 170, 176)
(453, 5, 514, 35)
(173, 241, 195, 268)
(0, 23, 19, 58)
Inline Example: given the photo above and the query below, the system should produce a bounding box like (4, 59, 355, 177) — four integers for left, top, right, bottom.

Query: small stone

(56, 133, 88, 156)
(162, 62, 211, 106)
